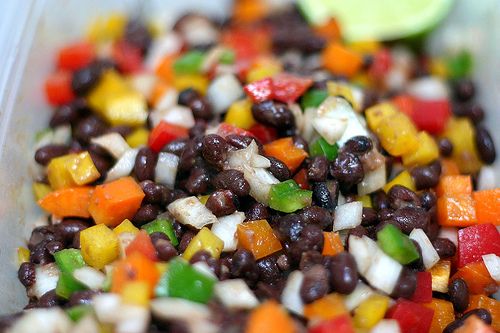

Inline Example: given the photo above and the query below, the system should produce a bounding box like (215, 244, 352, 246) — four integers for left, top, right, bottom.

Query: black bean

(189, 98, 213, 120)
(18, 262, 36, 288)
(312, 182, 335, 210)
(257, 257, 280, 283)
(140, 180, 171, 206)
(72, 232, 81, 249)
(178, 231, 195, 253)
(449, 278, 469, 312)
(371, 190, 390, 211)
(301, 206, 332, 230)
(392, 207, 430, 234)
(34, 144, 70, 166)
(231, 249, 259, 283)
(330, 152, 364, 187)
(124, 19, 152, 54)
(178, 88, 200, 106)
(278, 214, 305, 242)
(443, 308, 491, 333)
(107, 125, 133, 138)
(432, 237, 456, 259)
(328, 252, 358, 294)
(245, 203, 269, 221)
(153, 237, 178, 262)
(293, 135, 309, 152)
(288, 224, 324, 263)
(300, 264, 330, 303)
(475, 125, 496, 164)
(170, 189, 187, 203)
(307, 156, 329, 182)
(74, 115, 107, 144)
(299, 250, 323, 271)
(388, 185, 421, 209)
(391, 268, 417, 299)
(190, 250, 220, 276)
(202, 134, 229, 169)
(134, 147, 158, 181)
(453, 103, 485, 124)
(251, 101, 295, 129)
(71, 62, 103, 96)
(361, 207, 378, 226)
(45, 241, 64, 255)
(185, 167, 210, 195)
(179, 137, 203, 171)
(438, 138, 454, 157)
(54, 219, 90, 244)
(411, 161, 442, 191)
(132, 204, 160, 226)
(452, 79, 475, 102)
(89, 150, 112, 176)
(419, 191, 437, 211)
(30, 241, 53, 265)
(277, 254, 290, 271)
(68, 290, 99, 307)
(213, 169, 250, 198)
(225, 135, 257, 150)
(268, 157, 291, 181)
(189, 119, 207, 138)
(377, 208, 394, 221)
(272, 23, 325, 54)
(206, 190, 237, 217)
(50, 104, 80, 127)
(162, 138, 188, 156)
(28, 226, 58, 249)
(342, 136, 373, 156)
(36, 290, 58, 308)
(426, 207, 440, 241)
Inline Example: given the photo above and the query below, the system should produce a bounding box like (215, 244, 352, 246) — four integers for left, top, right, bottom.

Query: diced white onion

(91, 133, 130, 159)
(8, 308, 72, 333)
(178, 16, 219, 47)
(114, 305, 150, 333)
(344, 282, 375, 311)
(333, 201, 363, 231)
(145, 33, 183, 71)
(168, 196, 218, 229)
(370, 319, 401, 333)
(72, 315, 100, 333)
(365, 246, 403, 294)
(192, 262, 218, 280)
(407, 76, 449, 100)
(118, 232, 136, 259)
(227, 140, 261, 168)
(207, 74, 243, 114)
(201, 46, 226, 73)
(357, 164, 386, 195)
(73, 267, 106, 290)
(150, 105, 195, 130)
(52, 125, 72, 145)
(155, 88, 179, 111)
(28, 263, 60, 298)
(438, 227, 458, 246)
(289, 103, 304, 134)
(244, 166, 279, 204)
(409, 228, 440, 269)
(155, 152, 179, 189)
(348, 235, 376, 275)
(281, 270, 305, 315)
(477, 166, 497, 190)
(300, 107, 317, 142)
(93, 293, 122, 324)
(211, 212, 245, 251)
(250, 154, 271, 168)
(106, 149, 139, 182)
(482, 254, 500, 282)
(312, 116, 348, 145)
(214, 279, 259, 310)
(128, 73, 157, 100)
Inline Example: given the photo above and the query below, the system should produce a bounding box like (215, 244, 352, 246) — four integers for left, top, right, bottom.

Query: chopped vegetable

(377, 224, 420, 264)
(309, 137, 339, 161)
(353, 294, 390, 329)
(141, 219, 178, 246)
(387, 298, 434, 333)
(148, 121, 189, 153)
(38, 186, 93, 218)
(457, 223, 500, 268)
(182, 227, 224, 260)
(237, 219, 282, 260)
(423, 299, 455, 333)
(264, 137, 308, 172)
(125, 230, 157, 261)
(245, 301, 295, 333)
(80, 224, 120, 269)
(268, 180, 312, 213)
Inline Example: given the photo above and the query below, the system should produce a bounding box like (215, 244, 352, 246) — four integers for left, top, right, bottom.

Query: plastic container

(0, 0, 497, 314)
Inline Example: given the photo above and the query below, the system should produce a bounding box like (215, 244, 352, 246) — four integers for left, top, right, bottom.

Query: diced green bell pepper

(173, 51, 205, 74)
(377, 224, 420, 264)
(56, 273, 86, 299)
(446, 50, 473, 79)
(54, 249, 87, 299)
(219, 49, 235, 64)
(269, 180, 313, 213)
(141, 219, 178, 246)
(155, 258, 216, 303)
(66, 305, 92, 322)
(301, 89, 328, 109)
(310, 137, 339, 161)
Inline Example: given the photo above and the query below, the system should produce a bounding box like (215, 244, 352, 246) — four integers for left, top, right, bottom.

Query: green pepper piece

(173, 51, 205, 74)
(219, 49, 236, 64)
(377, 224, 420, 264)
(155, 258, 216, 303)
(141, 219, 179, 246)
(54, 249, 86, 273)
(310, 137, 339, 161)
(56, 273, 86, 299)
(269, 180, 313, 213)
(301, 89, 328, 109)
(66, 305, 92, 322)
(446, 50, 473, 79)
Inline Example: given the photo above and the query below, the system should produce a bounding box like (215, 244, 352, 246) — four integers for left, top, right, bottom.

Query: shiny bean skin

(178, 88, 200, 106)
(162, 138, 189, 156)
(18, 262, 36, 288)
(475, 125, 496, 164)
(178, 231, 195, 253)
(361, 207, 378, 226)
(151, 233, 178, 262)
(134, 147, 158, 181)
(449, 278, 470, 312)
(328, 252, 358, 294)
(438, 138, 453, 157)
(71, 62, 103, 96)
(202, 134, 229, 169)
(189, 97, 213, 120)
(392, 207, 430, 234)
(371, 190, 390, 211)
(299, 251, 323, 271)
(251, 101, 295, 129)
(301, 206, 332, 230)
(391, 268, 417, 299)
(268, 157, 291, 181)
(34, 145, 70, 166)
(330, 152, 364, 187)
(453, 103, 485, 124)
(245, 203, 269, 222)
(432, 237, 456, 258)
(307, 156, 329, 182)
(287, 224, 324, 263)
(213, 169, 250, 197)
(257, 257, 280, 284)
(179, 137, 203, 171)
(342, 136, 373, 156)
(312, 182, 335, 211)
(278, 214, 305, 242)
(49, 104, 80, 127)
(140, 180, 171, 206)
(190, 250, 220, 276)
(293, 135, 309, 152)
(185, 167, 210, 195)
(231, 249, 259, 283)
(452, 78, 476, 102)
(188, 119, 207, 139)
(388, 185, 421, 209)
(36, 290, 58, 308)
(132, 204, 161, 226)
(225, 135, 259, 150)
(300, 264, 330, 303)
(206, 190, 237, 217)
(74, 115, 107, 144)
(443, 308, 492, 333)
(54, 219, 90, 244)
(420, 190, 437, 210)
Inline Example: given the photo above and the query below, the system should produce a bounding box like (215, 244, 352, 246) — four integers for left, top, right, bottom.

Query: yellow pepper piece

(327, 81, 360, 111)
(183, 227, 224, 260)
(246, 57, 282, 83)
(429, 58, 449, 79)
(47, 154, 78, 189)
(402, 131, 439, 167)
(87, 71, 148, 127)
(173, 74, 209, 95)
(33, 182, 52, 201)
(68, 152, 101, 186)
(365, 103, 398, 129)
(17, 247, 30, 265)
(126, 128, 150, 148)
(441, 117, 482, 174)
(224, 99, 256, 130)
(303, 293, 347, 323)
(383, 170, 416, 192)
(121, 281, 150, 306)
(113, 219, 139, 235)
(428, 260, 451, 293)
(357, 195, 372, 208)
(375, 113, 419, 156)
(80, 224, 119, 270)
(87, 13, 127, 42)
(198, 195, 210, 205)
(354, 294, 390, 329)
(424, 298, 455, 333)
(349, 40, 382, 54)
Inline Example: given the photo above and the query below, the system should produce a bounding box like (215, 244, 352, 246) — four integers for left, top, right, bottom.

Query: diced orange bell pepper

(436, 175, 473, 197)
(451, 261, 498, 295)
(57, 41, 95, 71)
(424, 299, 455, 333)
(38, 187, 93, 218)
(322, 232, 344, 256)
(391, 95, 415, 118)
(125, 230, 157, 261)
(314, 18, 341, 41)
(303, 293, 347, 323)
(263, 137, 308, 173)
(112, 252, 160, 296)
(473, 189, 500, 225)
(88, 177, 145, 227)
(237, 220, 282, 260)
(245, 300, 295, 333)
(466, 295, 500, 332)
(440, 159, 460, 177)
(428, 260, 451, 293)
(232, 0, 268, 24)
(155, 54, 176, 83)
(322, 42, 363, 78)
(437, 196, 477, 227)
(149, 80, 171, 107)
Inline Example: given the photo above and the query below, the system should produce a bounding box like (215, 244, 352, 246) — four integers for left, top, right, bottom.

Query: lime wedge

(298, 0, 453, 41)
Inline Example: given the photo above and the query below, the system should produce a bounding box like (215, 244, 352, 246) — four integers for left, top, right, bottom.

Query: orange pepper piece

(149, 80, 171, 107)
(440, 159, 460, 177)
(245, 300, 295, 333)
(473, 189, 500, 225)
(232, 0, 268, 24)
(436, 175, 473, 197)
(237, 220, 282, 260)
(112, 252, 160, 296)
(125, 230, 158, 262)
(303, 293, 347, 323)
(437, 195, 477, 227)
(263, 137, 308, 173)
(155, 54, 176, 83)
(314, 18, 342, 41)
(423, 299, 455, 333)
(451, 261, 499, 295)
(38, 186, 93, 218)
(322, 42, 363, 78)
(466, 295, 500, 332)
(322, 232, 344, 256)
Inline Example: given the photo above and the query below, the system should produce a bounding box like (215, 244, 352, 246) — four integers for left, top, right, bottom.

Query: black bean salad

(3, 2, 500, 333)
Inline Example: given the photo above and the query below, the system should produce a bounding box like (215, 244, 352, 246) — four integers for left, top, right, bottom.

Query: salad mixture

(3, 1, 500, 333)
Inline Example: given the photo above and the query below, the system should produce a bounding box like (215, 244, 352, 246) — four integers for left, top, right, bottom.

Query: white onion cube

(409, 228, 440, 269)
(281, 271, 305, 315)
(168, 197, 218, 229)
(333, 201, 363, 231)
(155, 152, 179, 188)
(214, 279, 259, 310)
(211, 212, 245, 251)
(91, 133, 130, 159)
(207, 74, 243, 114)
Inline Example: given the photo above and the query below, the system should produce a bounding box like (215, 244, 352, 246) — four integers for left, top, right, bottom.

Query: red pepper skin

(293, 168, 310, 190)
(369, 48, 392, 80)
(112, 41, 143, 74)
(57, 41, 95, 71)
(148, 121, 189, 153)
(457, 223, 500, 268)
(125, 230, 157, 261)
(248, 124, 277, 144)
(411, 99, 451, 134)
(244, 78, 274, 103)
(272, 73, 313, 103)
(387, 298, 434, 333)
(44, 71, 75, 106)
(410, 272, 432, 303)
(308, 315, 355, 333)
(217, 123, 255, 139)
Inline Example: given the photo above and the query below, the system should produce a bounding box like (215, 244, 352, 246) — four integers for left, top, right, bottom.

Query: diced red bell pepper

(216, 122, 255, 139)
(271, 73, 313, 103)
(308, 315, 355, 333)
(148, 121, 189, 153)
(369, 48, 392, 80)
(392, 95, 415, 118)
(410, 272, 432, 303)
(457, 223, 500, 268)
(411, 99, 451, 134)
(112, 41, 143, 74)
(248, 123, 277, 144)
(244, 77, 273, 103)
(387, 298, 434, 333)
(293, 168, 310, 190)
(44, 71, 75, 106)
(57, 41, 96, 71)
(125, 230, 157, 261)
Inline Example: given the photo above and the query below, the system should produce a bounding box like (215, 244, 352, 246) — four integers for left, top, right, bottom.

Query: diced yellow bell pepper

(126, 128, 150, 148)
(80, 224, 120, 269)
(173, 74, 209, 95)
(33, 182, 52, 201)
(246, 57, 282, 83)
(113, 219, 139, 235)
(47, 154, 78, 189)
(327, 81, 360, 111)
(402, 131, 439, 167)
(375, 113, 419, 156)
(383, 170, 416, 192)
(351, 73, 370, 88)
(429, 58, 449, 79)
(17, 247, 30, 265)
(357, 195, 372, 208)
(121, 281, 150, 306)
(198, 195, 210, 205)
(68, 152, 101, 186)
(349, 40, 381, 55)
(365, 103, 398, 129)
(87, 13, 127, 42)
(303, 293, 347, 323)
(428, 260, 451, 293)
(441, 117, 482, 174)
(224, 99, 256, 130)
(424, 299, 455, 333)
(353, 294, 390, 329)
(156, 263, 168, 276)
(87, 71, 148, 127)
(182, 227, 224, 260)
